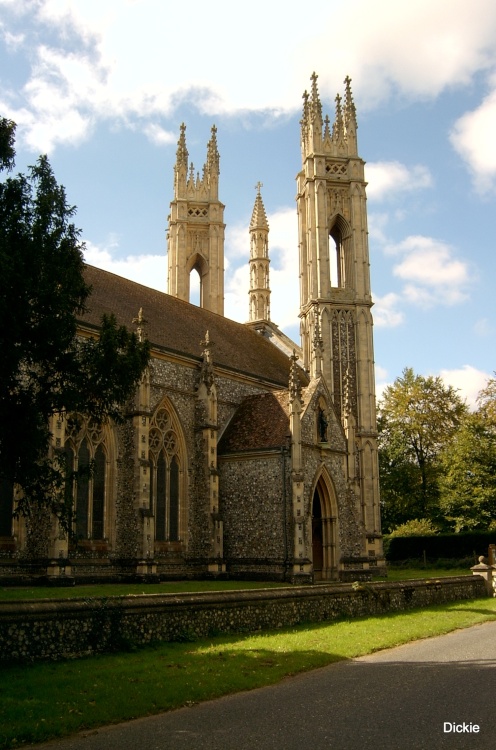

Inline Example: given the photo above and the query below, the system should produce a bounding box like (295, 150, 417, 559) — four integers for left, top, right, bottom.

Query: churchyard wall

(0, 575, 485, 663)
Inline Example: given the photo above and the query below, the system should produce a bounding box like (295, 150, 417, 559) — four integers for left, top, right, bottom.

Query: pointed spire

(187, 161, 195, 189)
(344, 75, 357, 127)
(310, 71, 323, 124)
(206, 124, 220, 173)
(176, 123, 188, 169)
(248, 183, 270, 322)
(250, 182, 269, 232)
(323, 114, 331, 140)
(332, 93, 344, 142)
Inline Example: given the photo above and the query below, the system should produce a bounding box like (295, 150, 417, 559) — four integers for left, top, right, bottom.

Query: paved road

(29, 619, 496, 750)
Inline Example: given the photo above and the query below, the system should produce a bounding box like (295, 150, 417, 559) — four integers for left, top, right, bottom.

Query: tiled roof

(81, 265, 295, 386)
(218, 391, 290, 454)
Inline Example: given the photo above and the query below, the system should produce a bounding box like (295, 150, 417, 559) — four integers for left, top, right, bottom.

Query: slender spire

(176, 123, 188, 170)
(310, 71, 323, 125)
(248, 183, 270, 322)
(206, 124, 220, 173)
(343, 75, 358, 154)
(344, 76, 357, 125)
(250, 182, 269, 232)
(332, 93, 344, 142)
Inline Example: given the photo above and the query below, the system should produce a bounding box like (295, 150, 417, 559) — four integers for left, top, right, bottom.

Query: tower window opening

(190, 267, 201, 307)
(329, 227, 345, 288)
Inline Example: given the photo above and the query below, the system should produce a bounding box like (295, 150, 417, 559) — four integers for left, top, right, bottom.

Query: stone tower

(248, 183, 271, 323)
(297, 73, 381, 547)
(167, 123, 225, 315)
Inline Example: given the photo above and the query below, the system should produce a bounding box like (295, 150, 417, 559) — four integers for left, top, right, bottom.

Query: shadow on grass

(0, 643, 347, 749)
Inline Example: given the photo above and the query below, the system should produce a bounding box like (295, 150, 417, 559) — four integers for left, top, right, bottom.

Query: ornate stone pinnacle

(289, 350, 301, 401)
(176, 122, 188, 167)
(132, 307, 148, 342)
(200, 330, 215, 391)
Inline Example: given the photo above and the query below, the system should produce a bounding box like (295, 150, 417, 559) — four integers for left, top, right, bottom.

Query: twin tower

(167, 74, 379, 533)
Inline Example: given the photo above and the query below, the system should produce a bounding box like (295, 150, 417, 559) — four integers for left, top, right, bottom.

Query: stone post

(470, 557, 495, 596)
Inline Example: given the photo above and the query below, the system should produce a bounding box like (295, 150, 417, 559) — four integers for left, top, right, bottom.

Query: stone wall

(0, 576, 485, 663)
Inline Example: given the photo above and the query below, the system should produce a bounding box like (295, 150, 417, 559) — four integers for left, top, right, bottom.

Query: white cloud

(439, 365, 491, 409)
(143, 123, 176, 147)
(474, 318, 493, 337)
(450, 83, 496, 193)
(372, 292, 404, 328)
(365, 161, 433, 202)
(386, 235, 473, 308)
(3, 0, 496, 153)
(83, 239, 166, 293)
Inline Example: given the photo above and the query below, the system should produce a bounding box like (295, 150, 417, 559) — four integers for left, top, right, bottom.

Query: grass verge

(0, 569, 472, 601)
(1, 597, 495, 748)
(0, 580, 285, 602)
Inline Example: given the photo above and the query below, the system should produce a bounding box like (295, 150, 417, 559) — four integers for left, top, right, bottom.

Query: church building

(0, 74, 384, 583)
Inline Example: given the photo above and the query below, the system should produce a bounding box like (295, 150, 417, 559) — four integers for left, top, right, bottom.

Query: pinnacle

(249, 184, 269, 231)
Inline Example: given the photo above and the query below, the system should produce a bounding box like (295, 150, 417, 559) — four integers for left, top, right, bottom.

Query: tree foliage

(378, 367, 467, 532)
(387, 518, 439, 538)
(0, 121, 150, 522)
(439, 412, 496, 532)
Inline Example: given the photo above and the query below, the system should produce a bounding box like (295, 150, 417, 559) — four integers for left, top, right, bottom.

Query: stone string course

(0, 576, 485, 663)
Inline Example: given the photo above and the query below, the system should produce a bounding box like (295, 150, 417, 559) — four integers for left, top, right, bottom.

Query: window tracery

(149, 406, 181, 542)
(64, 414, 109, 541)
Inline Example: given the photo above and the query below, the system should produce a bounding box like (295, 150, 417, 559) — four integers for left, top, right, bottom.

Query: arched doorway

(311, 474, 338, 581)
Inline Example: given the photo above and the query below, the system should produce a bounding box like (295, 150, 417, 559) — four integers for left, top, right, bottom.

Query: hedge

(384, 532, 495, 562)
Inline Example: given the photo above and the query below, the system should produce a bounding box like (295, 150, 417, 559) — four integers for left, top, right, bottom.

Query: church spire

(248, 182, 270, 323)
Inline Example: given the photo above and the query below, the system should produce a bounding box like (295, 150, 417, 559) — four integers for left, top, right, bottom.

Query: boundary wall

(0, 576, 485, 663)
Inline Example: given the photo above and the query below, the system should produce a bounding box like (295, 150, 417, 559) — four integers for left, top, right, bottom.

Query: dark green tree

(439, 412, 496, 531)
(0, 120, 150, 524)
(378, 367, 467, 532)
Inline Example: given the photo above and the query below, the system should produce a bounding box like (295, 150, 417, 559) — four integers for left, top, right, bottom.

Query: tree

(439, 411, 496, 532)
(387, 518, 439, 537)
(378, 367, 467, 532)
(0, 121, 150, 525)
(477, 373, 496, 424)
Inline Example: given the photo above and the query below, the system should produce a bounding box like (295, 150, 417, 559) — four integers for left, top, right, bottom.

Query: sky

(1, 0, 496, 408)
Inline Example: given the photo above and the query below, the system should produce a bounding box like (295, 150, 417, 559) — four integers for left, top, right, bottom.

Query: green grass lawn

(1, 596, 495, 749)
(0, 580, 286, 601)
(0, 568, 472, 601)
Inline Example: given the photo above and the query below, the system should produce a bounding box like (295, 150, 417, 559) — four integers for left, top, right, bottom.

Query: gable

(218, 391, 290, 454)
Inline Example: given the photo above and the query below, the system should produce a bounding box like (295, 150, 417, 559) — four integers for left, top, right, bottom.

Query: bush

(384, 531, 495, 562)
(389, 519, 439, 537)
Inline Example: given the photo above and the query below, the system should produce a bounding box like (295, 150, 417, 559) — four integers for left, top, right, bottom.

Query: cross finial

(255, 181, 263, 194)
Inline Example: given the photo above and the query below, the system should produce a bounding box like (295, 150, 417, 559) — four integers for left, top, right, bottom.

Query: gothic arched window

(149, 406, 182, 543)
(64, 415, 110, 541)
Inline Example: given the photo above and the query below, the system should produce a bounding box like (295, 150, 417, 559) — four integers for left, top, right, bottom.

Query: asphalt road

(29, 619, 496, 750)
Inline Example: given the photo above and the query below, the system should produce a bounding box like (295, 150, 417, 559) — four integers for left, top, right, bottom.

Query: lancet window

(148, 405, 182, 542)
(64, 415, 110, 541)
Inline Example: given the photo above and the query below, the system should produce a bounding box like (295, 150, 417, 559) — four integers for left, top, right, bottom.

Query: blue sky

(1, 0, 496, 407)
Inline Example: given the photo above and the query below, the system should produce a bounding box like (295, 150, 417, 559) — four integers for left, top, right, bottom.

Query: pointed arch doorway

(312, 474, 338, 581)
